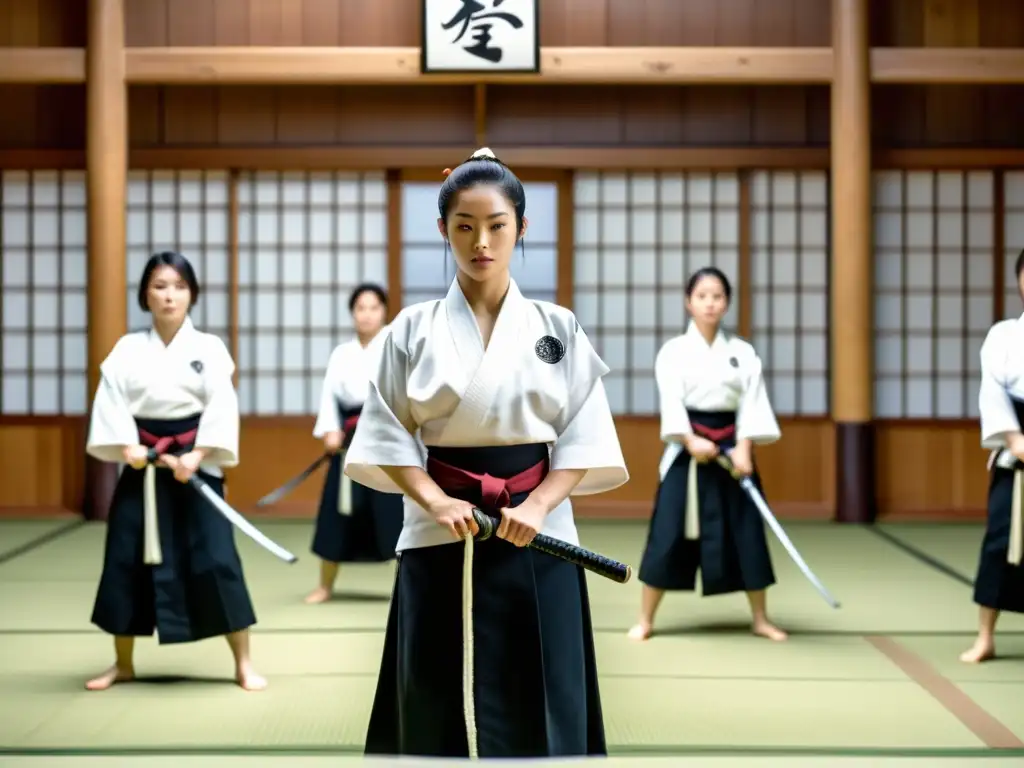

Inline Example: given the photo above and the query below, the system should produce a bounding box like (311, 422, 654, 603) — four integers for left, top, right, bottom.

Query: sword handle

(471, 509, 632, 584)
(714, 454, 742, 478)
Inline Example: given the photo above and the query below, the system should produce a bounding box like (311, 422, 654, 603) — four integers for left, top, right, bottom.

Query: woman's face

(351, 290, 386, 336)
(685, 275, 729, 326)
(146, 265, 191, 324)
(437, 184, 527, 283)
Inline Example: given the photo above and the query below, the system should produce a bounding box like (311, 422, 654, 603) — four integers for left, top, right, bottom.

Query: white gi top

(312, 326, 390, 438)
(655, 322, 781, 480)
(344, 277, 629, 551)
(979, 313, 1024, 470)
(85, 316, 239, 476)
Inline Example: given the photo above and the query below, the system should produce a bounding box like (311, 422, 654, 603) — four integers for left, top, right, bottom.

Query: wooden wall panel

(120, 83, 1024, 152)
(6, 82, 1024, 152)
(871, 0, 1024, 47)
(121, 0, 831, 48)
(0, 420, 991, 521)
(869, 0, 1024, 144)
(127, 85, 477, 147)
(121, 84, 833, 149)
(875, 422, 989, 519)
(0, 418, 85, 512)
(872, 85, 1024, 148)
(0, 85, 85, 148)
(0, 0, 86, 47)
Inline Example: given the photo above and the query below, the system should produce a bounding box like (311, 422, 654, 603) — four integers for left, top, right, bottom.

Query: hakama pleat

(639, 444, 775, 596)
(973, 465, 1024, 614)
(310, 452, 403, 563)
(90, 415, 257, 644)
(364, 443, 605, 758)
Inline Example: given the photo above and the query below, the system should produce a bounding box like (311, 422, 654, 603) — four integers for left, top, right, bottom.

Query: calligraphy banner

(421, 0, 540, 74)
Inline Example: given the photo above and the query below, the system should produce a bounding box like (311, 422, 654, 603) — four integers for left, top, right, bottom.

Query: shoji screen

(873, 171, 995, 419)
(573, 172, 741, 415)
(1, 171, 88, 415)
(236, 171, 388, 415)
(1005, 172, 1024, 319)
(749, 170, 830, 416)
(400, 180, 559, 306)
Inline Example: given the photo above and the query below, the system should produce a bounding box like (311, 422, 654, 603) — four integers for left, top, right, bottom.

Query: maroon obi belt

(687, 409, 737, 450)
(425, 443, 549, 512)
(336, 402, 361, 448)
(135, 414, 201, 461)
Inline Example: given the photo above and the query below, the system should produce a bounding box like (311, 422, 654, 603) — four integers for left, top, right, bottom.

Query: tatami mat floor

(1, 517, 1023, 766)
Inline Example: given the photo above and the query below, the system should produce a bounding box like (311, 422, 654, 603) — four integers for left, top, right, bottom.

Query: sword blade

(255, 453, 331, 507)
(715, 456, 840, 609)
(190, 477, 298, 564)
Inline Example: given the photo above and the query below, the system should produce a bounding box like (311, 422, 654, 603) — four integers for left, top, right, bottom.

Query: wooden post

(83, 0, 127, 521)
(831, 0, 875, 524)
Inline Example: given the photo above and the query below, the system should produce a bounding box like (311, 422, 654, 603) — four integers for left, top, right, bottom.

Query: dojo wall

(4, 167, 1023, 518)
(2, 0, 1024, 521)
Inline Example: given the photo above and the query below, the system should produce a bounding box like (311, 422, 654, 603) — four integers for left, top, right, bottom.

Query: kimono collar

(444, 276, 525, 368)
(149, 315, 196, 351)
(685, 320, 727, 351)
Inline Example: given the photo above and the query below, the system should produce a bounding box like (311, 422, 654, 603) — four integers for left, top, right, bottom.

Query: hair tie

(442, 168, 452, 178)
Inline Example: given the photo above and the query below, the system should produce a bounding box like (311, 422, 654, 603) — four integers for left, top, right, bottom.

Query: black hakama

(310, 405, 404, 564)
(972, 397, 1024, 613)
(90, 414, 257, 644)
(364, 443, 605, 759)
(638, 409, 775, 596)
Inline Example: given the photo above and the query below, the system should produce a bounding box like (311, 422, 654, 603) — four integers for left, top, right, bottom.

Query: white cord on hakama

(685, 458, 700, 540)
(462, 535, 479, 759)
(143, 463, 163, 565)
(338, 469, 352, 516)
(1009, 469, 1022, 566)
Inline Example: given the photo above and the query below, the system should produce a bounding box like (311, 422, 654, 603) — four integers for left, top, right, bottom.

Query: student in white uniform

(344, 148, 629, 759)
(962, 249, 1024, 664)
(305, 283, 404, 604)
(84, 251, 265, 692)
(628, 267, 787, 643)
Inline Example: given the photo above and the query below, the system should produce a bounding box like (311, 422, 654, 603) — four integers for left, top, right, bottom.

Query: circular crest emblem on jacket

(729, 357, 739, 368)
(535, 335, 565, 364)
(190, 360, 204, 374)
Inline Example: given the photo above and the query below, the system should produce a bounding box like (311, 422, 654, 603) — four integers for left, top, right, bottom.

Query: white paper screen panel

(749, 170, 830, 417)
(1, 171, 88, 415)
(573, 172, 741, 415)
(236, 171, 388, 416)
(401, 181, 559, 308)
(873, 170, 995, 419)
(1005, 172, 1024, 320)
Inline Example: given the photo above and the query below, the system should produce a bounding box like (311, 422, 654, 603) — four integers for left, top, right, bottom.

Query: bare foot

(752, 620, 788, 641)
(627, 623, 653, 642)
(959, 638, 995, 664)
(236, 667, 268, 691)
(85, 664, 134, 691)
(304, 586, 331, 604)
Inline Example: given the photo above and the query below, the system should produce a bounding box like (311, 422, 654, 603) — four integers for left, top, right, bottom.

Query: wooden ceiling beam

(5, 146, 1024, 172)
(0, 48, 85, 83)
(871, 48, 1024, 84)
(123, 46, 834, 85)
(2, 47, 1024, 86)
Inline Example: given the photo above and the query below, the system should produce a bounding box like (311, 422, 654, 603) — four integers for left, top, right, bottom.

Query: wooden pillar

(831, 0, 875, 524)
(83, 0, 127, 521)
